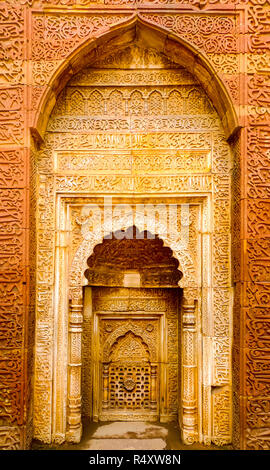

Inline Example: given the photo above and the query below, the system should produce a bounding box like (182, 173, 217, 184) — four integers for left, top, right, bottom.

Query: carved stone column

(66, 302, 83, 443)
(150, 364, 158, 410)
(102, 363, 109, 409)
(181, 302, 198, 444)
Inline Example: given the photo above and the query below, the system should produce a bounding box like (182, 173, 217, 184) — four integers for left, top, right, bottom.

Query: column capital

(182, 303, 196, 327)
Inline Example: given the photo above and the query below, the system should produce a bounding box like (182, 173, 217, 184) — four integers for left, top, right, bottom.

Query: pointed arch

(68, 89, 85, 115)
(103, 324, 154, 362)
(167, 89, 183, 115)
(107, 89, 125, 116)
(148, 90, 164, 116)
(87, 89, 104, 115)
(129, 90, 145, 116)
(69, 213, 195, 302)
(32, 14, 239, 142)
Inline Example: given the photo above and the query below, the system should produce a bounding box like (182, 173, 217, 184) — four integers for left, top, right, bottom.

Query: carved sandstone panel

(56, 150, 211, 175)
(32, 13, 130, 60)
(34, 44, 231, 445)
(89, 287, 179, 422)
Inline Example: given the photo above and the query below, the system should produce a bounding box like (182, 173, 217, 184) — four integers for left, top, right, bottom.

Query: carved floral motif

(32, 44, 232, 447)
(142, 13, 237, 54)
(1, 0, 268, 451)
(32, 14, 130, 60)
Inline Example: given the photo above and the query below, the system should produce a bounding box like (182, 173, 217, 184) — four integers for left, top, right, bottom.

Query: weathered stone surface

(0, 0, 268, 451)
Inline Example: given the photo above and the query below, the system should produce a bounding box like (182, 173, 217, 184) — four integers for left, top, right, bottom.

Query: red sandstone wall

(0, 0, 269, 450)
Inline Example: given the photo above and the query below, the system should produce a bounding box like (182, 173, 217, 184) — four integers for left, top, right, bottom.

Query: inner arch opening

(82, 226, 183, 425)
(84, 226, 183, 288)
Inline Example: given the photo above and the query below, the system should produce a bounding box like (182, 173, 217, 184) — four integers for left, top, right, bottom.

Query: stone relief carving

(90, 288, 179, 422)
(33, 44, 232, 447)
(1, 0, 269, 452)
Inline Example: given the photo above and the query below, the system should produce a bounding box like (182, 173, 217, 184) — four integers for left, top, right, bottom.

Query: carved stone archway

(70, 213, 195, 298)
(32, 15, 239, 142)
(32, 16, 234, 448)
(66, 216, 199, 444)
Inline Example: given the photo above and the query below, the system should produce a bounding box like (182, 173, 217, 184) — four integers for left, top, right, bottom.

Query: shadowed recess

(84, 226, 182, 287)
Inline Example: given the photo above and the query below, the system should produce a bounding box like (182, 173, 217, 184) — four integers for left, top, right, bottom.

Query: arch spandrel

(32, 15, 239, 142)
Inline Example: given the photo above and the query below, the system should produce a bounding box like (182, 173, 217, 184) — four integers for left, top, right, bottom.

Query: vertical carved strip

(82, 287, 93, 420)
(150, 364, 158, 410)
(66, 303, 83, 443)
(102, 363, 109, 409)
(181, 303, 197, 444)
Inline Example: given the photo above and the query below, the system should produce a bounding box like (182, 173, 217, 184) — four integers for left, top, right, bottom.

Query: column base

(66, 423, 82, 443)
(181, 428, 198, 445)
